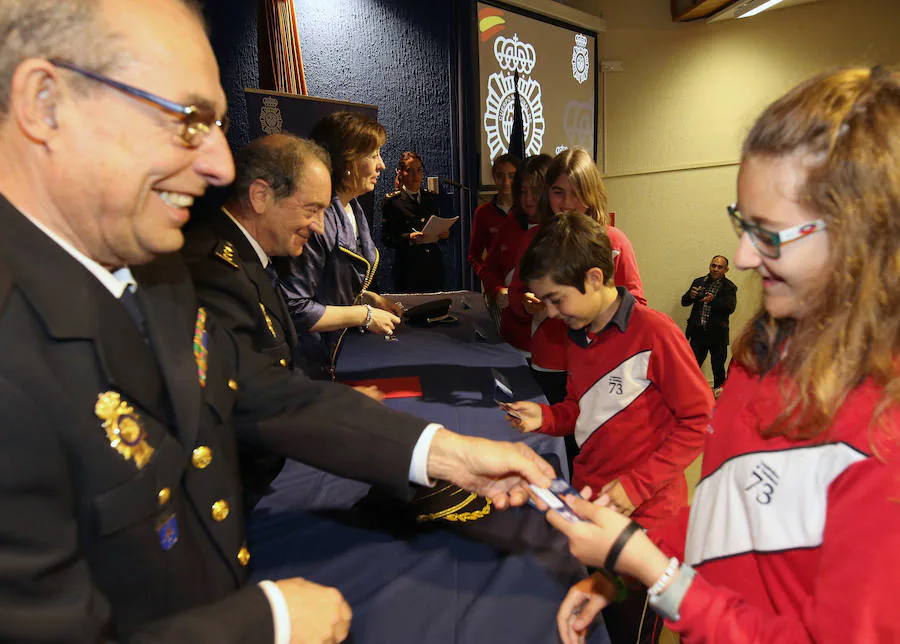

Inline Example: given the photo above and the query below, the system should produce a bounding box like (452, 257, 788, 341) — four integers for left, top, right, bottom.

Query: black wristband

(604, 520, 642, 574)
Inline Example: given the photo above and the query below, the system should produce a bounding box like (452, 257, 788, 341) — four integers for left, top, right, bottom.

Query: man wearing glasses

(681, 255, 738, 394)
(0, 1, 554, 643)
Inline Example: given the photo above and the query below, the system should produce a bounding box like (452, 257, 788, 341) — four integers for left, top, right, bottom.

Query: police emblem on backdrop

(95, 391, 155, 469)
(572, 33, 590, 84)
(483, 33, 545, 162)
(260, 96, 284, 135)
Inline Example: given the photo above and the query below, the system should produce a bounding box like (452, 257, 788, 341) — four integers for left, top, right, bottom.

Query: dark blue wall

(205, 0, 468, 292)
(204, 0, 259, 150)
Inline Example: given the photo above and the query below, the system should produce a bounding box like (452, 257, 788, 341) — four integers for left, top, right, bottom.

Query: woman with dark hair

(480, 154, 551, 351)
(552, 67, 900, 643)
(279, 111, 401, 379)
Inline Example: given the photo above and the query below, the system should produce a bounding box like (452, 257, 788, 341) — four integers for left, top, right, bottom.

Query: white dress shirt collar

(21, 212, 137, 297)
(222, 207, 270, 268)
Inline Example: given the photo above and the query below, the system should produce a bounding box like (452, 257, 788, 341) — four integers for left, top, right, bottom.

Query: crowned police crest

(571, 33, 590, 84)
(259, 96, 283, 135)
(483, 33, 545, 162)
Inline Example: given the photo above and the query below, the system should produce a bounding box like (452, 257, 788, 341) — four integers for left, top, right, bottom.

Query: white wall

(563, 0, 900, 381)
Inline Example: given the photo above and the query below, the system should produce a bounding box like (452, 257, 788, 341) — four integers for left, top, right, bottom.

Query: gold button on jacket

(192, 446, 212, 469)
(211, 500, 230, 522)
(237, 546, 250, 567)
(157, 487, 171, 506)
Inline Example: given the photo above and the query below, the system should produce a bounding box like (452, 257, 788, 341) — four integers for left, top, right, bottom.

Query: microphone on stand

(442, 178, 472, 192)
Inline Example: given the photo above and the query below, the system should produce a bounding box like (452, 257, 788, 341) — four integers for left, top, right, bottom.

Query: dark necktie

(120, 287, 149, 341)
(264, 262, 280, 293)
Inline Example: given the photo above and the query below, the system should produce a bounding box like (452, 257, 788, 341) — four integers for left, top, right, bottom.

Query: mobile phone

(495, 400, 522, 420)
(528, 479, 584, 523)
(491, 368, 514, 398)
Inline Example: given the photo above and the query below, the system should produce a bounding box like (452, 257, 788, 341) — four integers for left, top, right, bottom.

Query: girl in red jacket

(482, 154, 552, 352)
(549, 67, 900, 644)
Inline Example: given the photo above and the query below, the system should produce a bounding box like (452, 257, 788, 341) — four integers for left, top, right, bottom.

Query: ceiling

(672, 0, 825, 22)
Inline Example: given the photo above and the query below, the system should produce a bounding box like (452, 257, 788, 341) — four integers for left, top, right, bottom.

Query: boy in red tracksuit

(468, 154, 519, 282)
(508, 212, 711, 643)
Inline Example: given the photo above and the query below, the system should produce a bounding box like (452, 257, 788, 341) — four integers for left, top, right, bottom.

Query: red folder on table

(343, 376, 423, 399)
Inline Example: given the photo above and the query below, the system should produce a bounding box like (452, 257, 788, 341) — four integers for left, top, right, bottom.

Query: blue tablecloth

(248, 291, 609, 643)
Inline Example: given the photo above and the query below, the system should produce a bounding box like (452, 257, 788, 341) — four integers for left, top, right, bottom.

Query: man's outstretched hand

(426, 428, 554, 508)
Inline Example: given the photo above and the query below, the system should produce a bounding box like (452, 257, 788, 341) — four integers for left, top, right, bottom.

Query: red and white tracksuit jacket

(651, 362, 900, 642)
(538, 291, 711, 531)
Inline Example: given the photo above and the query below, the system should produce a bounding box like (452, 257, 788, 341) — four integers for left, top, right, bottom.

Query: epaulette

(385, 190, 401, 199)
(212, 240, 240, 269)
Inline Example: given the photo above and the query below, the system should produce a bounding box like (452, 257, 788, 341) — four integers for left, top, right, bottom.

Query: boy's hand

(504, 401, 543, 432)
(523, 292, 544, 316)
(557, 572, 616, 644)
(495, 288, 510, 310)
(594, 479, 636, 516)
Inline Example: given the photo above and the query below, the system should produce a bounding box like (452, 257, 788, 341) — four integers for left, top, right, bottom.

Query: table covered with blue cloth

(248, 291, 609, 643)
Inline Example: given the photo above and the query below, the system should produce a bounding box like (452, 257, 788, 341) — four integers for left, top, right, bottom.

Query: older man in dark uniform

(0, 1, 554, 642)
(681, 255, 738, 392)
(381, 151, 447, 292)
(181, 134, 335, 507)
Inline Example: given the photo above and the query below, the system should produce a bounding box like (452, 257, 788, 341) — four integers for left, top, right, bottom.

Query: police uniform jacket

(380, 188, 445, 293)
(278, 195, 378, 379)
(0, 195, 425, 642)
(181, 207, 306, 506)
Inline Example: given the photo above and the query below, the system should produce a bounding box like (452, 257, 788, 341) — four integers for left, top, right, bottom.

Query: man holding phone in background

(681, 255, 737, 394)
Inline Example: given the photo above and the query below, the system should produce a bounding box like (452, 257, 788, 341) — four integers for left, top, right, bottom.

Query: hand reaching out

(426, 428, 554, 509)
(503, 400, 543, 433)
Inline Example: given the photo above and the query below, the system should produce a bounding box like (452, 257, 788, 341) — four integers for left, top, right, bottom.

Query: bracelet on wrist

(648, 563, 696, 622)
(361, 304, 373, 331)
(648, 557, 680, 596)
(604, 520, 642, 574)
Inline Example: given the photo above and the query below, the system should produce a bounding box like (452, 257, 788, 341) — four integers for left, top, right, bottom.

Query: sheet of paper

(420, 215, 458, 241)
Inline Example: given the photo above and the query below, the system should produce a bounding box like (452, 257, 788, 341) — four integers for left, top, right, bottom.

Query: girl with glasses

(549, 67, 900, 643)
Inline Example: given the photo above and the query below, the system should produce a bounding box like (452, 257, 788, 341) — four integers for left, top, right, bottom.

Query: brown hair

(309, 111, 386, 194)
(232, 133, 331, 205)
(492, 152, 521, 177)
(539, 148, 609, 228)
(732, 66, 900, 450)
(520, 211, 615, 293)
(512, 154, 551, 211)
